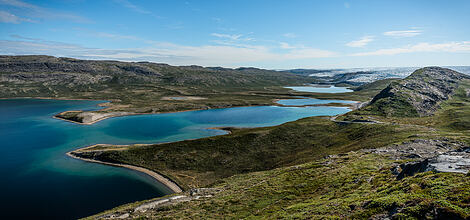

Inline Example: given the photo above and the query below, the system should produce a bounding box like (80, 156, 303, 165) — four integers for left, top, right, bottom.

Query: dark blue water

(0, 99, 350, 219)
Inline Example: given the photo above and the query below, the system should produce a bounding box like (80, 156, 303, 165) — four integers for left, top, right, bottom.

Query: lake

(276, 98, 356, 106)
(285, 85, 353, 93)
(0, 99, 351, 219)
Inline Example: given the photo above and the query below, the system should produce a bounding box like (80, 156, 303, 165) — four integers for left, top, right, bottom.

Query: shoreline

(66, 145, 183, 193)
(53, 112, 144, 125)
(2, 96, 360, 125)
(55, 102, 359, 126)
(273, 98, 361, 110)
(53, 108, 217, 125)
(0, 96, 112, 101)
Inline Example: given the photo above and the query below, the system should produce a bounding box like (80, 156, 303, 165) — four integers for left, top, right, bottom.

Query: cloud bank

(351, 41, 470, 56)
(0, 36, 336, 67)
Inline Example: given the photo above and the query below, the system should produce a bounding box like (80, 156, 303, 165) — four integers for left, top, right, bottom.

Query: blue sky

(0, 0, 469, 69)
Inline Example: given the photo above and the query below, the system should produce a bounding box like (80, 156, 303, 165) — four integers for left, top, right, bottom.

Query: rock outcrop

(366, 139, 470, 178)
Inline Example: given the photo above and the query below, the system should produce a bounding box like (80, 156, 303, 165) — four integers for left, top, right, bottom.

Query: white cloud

(211, 33, 243, 41)
(210, 33, 254, 46)
(0, 0, 90, 23)
(351, 41, 470, 56)
(93, 32, 142, 41)
(383, 30, 422, 37)
(346, 36, 374, 47)
(9, 34, 40, 41)
(0, 0, 36, 9)
(282, 48, 336, 59)
(279, 42, 336, 58)
(0, 10, 19, 23)
(0, 36, 336, 67)
(0, 10, 35, 23)
(282, 33, 297, 38)
(280, 42, 296, 49)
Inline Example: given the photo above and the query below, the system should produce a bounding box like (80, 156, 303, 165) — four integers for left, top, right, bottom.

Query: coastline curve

(66, 146, 183, 194)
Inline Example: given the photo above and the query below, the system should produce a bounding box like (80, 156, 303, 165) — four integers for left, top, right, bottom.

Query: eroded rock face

(395, 159, 430, 180)
(366, 139, 470, 178)
(429, 151, 470, 173)
(368, 67, 469, 117)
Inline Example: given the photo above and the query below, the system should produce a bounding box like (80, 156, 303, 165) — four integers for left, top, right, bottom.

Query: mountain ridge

(364, 67, 470, 117)
(0, 55, 309, 88)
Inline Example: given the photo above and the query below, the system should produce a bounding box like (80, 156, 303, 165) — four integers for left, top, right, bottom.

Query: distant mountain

(0, 55, 308, 88)
(284, 66, 470, 85)
(0, 55, 311, 99)
(364, 67, 470, 117)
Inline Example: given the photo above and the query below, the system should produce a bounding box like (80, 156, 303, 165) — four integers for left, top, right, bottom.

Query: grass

(88, 152, 470, 219)
(431, 79, 470, 132)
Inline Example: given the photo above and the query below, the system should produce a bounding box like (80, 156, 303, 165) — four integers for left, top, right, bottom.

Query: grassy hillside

(80, 67, 470, 219)
(73, 117, 425, 189)
(88, 152, 469, 219)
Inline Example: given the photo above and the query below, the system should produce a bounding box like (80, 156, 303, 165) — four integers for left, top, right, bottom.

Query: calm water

(277, 98, 356, 106)
(286, 85, 353, 93)
(0, 99, 350, 219)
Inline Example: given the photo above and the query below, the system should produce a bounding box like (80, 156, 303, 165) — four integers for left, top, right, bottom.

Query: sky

(0, 0, 469, 69)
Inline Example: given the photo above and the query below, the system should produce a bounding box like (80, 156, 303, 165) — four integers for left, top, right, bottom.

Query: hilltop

(356, 67, 469, 117)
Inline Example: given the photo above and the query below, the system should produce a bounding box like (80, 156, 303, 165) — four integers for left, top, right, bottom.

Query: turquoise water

(0, 99, 350, 219)
(286, 85, 353, 93)
(277, 98, 356, 106)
